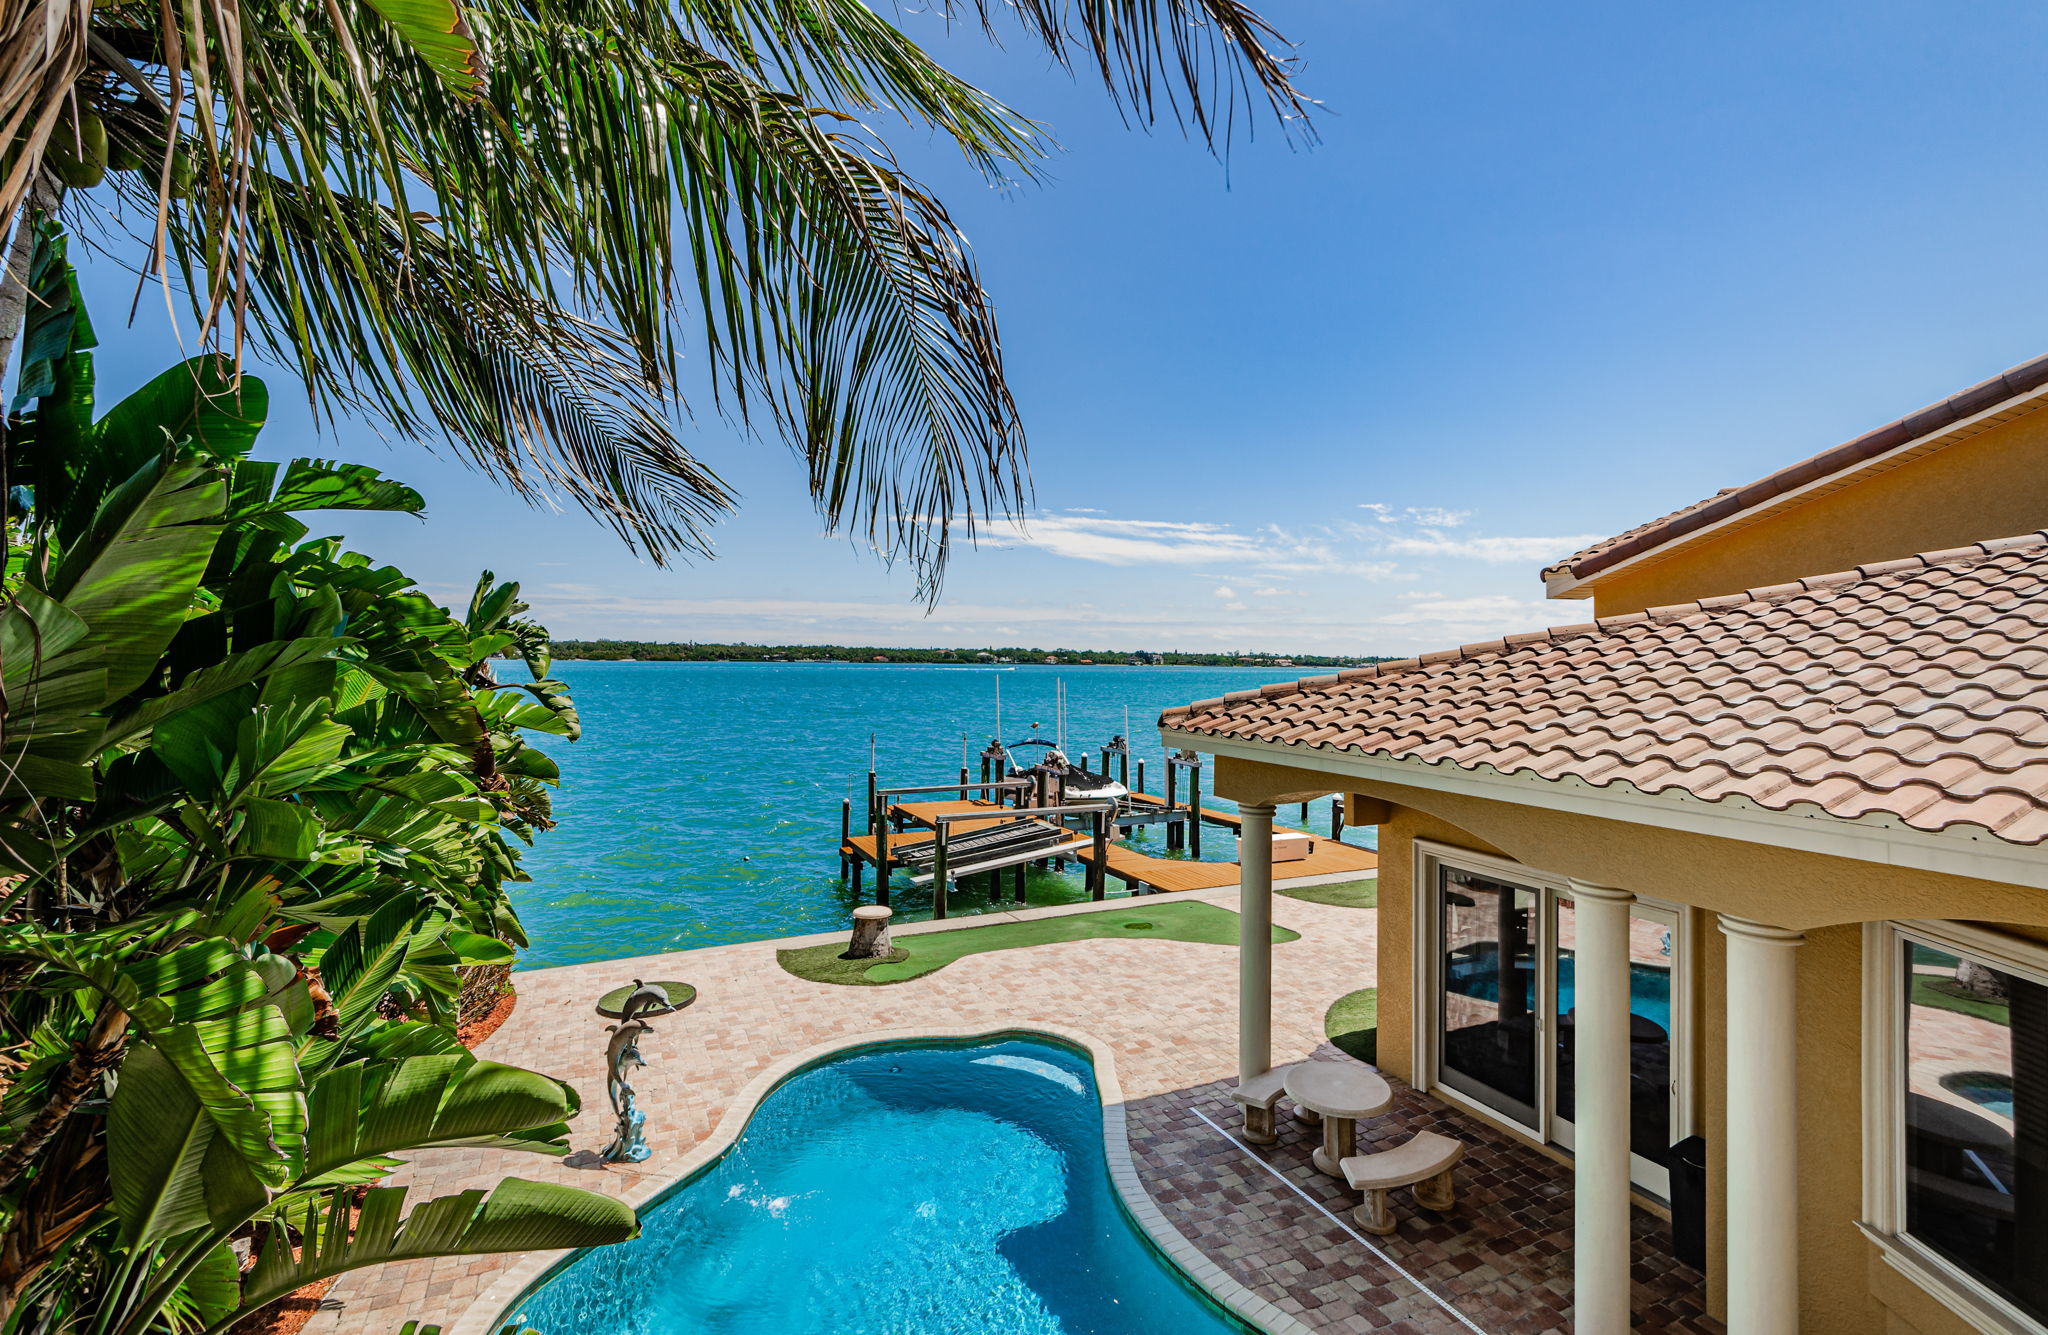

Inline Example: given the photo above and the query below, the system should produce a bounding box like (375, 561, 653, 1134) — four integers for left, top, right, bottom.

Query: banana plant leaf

(236, 1180, 635, 1322)
(302, 1053, 578, 1180)
(36, 453, 228, 707)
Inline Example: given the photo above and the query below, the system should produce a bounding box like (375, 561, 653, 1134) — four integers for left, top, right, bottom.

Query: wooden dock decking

(887, 798, 1012, 833)
(1076, 835, 1378, 893)
(1124, 793, 1314, 835)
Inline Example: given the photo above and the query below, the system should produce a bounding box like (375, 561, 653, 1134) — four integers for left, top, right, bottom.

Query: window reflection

(1902, 941, 2048, 1322)
(1439, 868, 1539, 1125)
(1555, 901, 1675, 1168)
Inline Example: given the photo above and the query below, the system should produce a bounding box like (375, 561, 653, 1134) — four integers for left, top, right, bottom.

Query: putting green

(1325, 985, 1378, 1064)
(778, 900, 1299, 986)
(1278, 877, 1377, 909)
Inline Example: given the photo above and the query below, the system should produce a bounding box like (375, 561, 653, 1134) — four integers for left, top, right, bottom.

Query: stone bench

(1340, 1130, 1464, 1235)
(1227, 1063, 1315, 1144)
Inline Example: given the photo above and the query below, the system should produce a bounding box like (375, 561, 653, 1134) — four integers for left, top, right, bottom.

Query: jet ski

(1005, 739, 1128, 801)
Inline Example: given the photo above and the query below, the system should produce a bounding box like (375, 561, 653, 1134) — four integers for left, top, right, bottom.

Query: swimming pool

(508, 1037, 1259, 1335)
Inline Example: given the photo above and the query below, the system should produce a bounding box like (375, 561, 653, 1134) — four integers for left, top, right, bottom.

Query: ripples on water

(508, 1038, 1257, 1335)
(515, 663, 1372, 968)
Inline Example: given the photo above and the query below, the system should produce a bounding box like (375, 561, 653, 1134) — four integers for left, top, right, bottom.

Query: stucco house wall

(1578, 405, 2048, 616)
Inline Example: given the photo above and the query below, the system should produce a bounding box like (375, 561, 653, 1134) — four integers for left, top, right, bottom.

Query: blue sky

(63, 0, 2048, 653)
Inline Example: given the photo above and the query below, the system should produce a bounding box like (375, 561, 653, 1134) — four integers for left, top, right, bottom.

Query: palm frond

(4, 0, 1309, 587)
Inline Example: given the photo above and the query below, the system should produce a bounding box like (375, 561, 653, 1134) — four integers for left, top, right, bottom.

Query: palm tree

(0, 0, 1308, 591)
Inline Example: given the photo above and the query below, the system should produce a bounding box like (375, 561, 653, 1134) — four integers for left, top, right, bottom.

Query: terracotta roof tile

(1160, 533, 2048, 847)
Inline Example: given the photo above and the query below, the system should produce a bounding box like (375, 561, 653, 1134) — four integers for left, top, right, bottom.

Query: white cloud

(1213, 585, 1237, 599)
(1359, 503, 1471, 527)
(983, 512, 1401, 579)
(1346, 504, 1595, 565)
(1373, 594, 1560, 630)
(1376, 531, 1603, 563)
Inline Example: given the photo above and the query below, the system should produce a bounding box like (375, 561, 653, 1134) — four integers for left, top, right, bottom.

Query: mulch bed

(226, 1280, 338, 1335)
(457, 988, 518, 1048)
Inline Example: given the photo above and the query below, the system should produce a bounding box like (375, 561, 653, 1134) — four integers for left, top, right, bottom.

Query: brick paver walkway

(314, 883, 1716, 1335)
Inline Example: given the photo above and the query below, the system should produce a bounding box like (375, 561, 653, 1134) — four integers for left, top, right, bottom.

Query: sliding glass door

(1551, 893, 1681, 1198)
(1437, 866, 1542, 1128)
(1426, 851, 1687, 1198)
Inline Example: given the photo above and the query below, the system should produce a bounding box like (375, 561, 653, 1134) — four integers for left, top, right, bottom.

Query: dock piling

(1089, 809, 1108, 901)
(1164, 759, 1180, 851)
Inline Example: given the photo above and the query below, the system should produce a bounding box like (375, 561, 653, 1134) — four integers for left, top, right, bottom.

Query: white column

(1719, 915, 1804, 1335)
(1238, 802, 1277, 1084)
(1570, 881, 1637, 1335)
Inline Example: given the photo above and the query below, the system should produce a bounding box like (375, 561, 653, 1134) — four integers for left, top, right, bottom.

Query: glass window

(1437, 866, 1539, 1126)
(1900, 937, 2048, 1323)
(1556, 900, 1676, 1168)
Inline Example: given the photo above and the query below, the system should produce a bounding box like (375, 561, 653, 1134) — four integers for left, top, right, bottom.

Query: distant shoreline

(551, 658, 1306, 667)
(547, 640, 1391, 670)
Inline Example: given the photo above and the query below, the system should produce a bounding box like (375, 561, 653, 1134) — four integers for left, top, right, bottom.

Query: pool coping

(445, 1022, 1317, 1335)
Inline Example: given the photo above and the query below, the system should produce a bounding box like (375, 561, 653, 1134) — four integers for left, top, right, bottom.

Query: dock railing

(925, 800, 1116, 917)
(869, 777, 1035, 889)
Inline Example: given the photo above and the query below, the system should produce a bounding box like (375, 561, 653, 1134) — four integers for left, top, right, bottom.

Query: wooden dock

(1125, 793, 1309, 834)
(839, 755, 1369, 913)
(887, 798, 1012, 833)
(1076, 836, 1378, 894)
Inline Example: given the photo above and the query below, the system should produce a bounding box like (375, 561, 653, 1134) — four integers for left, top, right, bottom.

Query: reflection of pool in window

(1443, 954, 1673, 1030)
(1940, 1070, 2015, 1121)
(1902, 940, 2048, 1324)
(1911, 943, 1963, 971)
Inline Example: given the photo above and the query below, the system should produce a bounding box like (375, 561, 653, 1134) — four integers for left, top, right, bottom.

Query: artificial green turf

(1911, 973, 2010, 1024)
(777, 900, 1299, 986)
(1278, 877, 1378, 910)
(775, 946, 910, 986)
(1325, 986, 1378, 1064)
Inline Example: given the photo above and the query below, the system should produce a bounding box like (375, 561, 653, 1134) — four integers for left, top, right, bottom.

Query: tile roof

(1161, 533, 2048, 847)
(1543, 353, 2048, 588)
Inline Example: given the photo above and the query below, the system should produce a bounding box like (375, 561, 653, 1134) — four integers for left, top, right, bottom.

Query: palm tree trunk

(0, 173, 61, 383)
(0, 1001, 127, 1192)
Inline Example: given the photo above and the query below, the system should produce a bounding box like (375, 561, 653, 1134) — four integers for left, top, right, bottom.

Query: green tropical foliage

(0, 230, 635, 1335)
(0, 0, 1307, 591)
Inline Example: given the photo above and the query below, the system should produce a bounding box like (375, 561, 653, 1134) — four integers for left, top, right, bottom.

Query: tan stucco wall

(1212, 755, 2048, 1335)
(1581, 405, 2048, 616)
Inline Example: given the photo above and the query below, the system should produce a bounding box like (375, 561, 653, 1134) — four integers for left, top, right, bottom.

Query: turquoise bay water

(515, 663, 1371, 968)
(509, 1038, 1254, 1335)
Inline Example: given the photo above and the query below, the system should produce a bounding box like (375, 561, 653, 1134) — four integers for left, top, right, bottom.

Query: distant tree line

(549, 640, 1393, 669)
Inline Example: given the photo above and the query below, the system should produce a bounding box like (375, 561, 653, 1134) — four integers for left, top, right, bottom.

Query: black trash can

(1669, 1135, 1708, 1271)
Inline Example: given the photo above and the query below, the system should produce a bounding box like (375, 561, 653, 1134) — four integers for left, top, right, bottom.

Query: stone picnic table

(1286, 1060, 1393, 1176)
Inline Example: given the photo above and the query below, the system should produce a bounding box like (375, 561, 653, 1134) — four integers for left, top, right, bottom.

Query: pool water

(1943, 1070, 2016, 1120)
(509, 1038, 1255, 1335)
(1446, 957, 1673, 1030)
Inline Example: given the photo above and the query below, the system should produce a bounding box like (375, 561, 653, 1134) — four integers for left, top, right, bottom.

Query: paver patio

(311, 878, 1717, 1335)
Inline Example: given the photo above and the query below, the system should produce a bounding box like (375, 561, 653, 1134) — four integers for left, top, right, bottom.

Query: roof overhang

(1545, 368, 2048, 600)
(1160, 726, 2048, 893)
